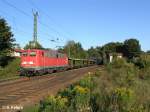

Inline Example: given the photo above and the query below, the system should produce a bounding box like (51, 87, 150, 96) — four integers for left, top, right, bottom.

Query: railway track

(0, 65, 102, 112)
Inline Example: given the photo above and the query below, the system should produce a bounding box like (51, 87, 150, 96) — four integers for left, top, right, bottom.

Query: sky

(0, 0, 150, 51)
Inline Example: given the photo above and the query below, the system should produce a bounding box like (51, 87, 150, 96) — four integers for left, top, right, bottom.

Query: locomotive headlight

(22, 61, 27, 64)
(29, 61, 33, 64)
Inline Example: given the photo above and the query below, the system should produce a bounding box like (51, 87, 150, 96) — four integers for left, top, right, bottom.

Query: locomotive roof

(21, 49, 55, 52)
(21, 49, 66, 55)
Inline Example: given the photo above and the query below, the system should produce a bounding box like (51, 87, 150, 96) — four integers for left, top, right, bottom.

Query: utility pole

(33, 11, 38, 46)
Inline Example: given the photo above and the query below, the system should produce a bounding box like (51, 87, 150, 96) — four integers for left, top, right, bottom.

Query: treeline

(58, 38, 143, 63)
(88, 38, 142, 60)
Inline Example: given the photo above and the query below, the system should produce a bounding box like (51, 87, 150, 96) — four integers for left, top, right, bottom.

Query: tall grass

(92, 58, 150, 112)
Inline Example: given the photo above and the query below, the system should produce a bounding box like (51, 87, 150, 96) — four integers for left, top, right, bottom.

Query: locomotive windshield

(21, 52, 28, 56)
(30, 52, 36, 56)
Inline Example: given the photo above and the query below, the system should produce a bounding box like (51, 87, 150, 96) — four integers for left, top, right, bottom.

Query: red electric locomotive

(20, 49, 68, 76)
(20, 49, 96, 76)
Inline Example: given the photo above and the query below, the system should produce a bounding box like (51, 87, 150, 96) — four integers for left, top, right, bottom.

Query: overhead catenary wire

(27, 0, 71, 42)
(1, 0, 63, 41)
(26, 0, 72, 41)
(0, 8, 32, 36)
(0, 8, 49, 47)
(1, 0, 72, 49)
(0, 9, 41, 40)
(1, 1, 63, 47)
(1, 0, 32, 18)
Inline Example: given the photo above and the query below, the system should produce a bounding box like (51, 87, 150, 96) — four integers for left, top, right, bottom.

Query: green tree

(60, 40, 87, 58)
(0, 17, 15, 56)
(0, 17, 15, 67)
(24, 41, 43, 49)
(101, 42, 123, 53)
(123, 38, 141, 59)
(87, 47, 102, 59)
(87, 47, 97, 58)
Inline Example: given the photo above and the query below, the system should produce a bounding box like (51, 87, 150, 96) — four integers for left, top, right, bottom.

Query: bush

(139, 68, 150, 79)
(0, 57, 20, 79)
(108, 58, 127, 68)
(72, 93, 91, 112)
(107, 58, 138, 87)
(92, 87, 134, 112)
(132, 54, 150, 79)
(133, 54, 150, 69)
(57, 85, 75, 103)
(39, 95, 68, 112)
(77, 73, 95, 90)
(0, 56, 14, 67)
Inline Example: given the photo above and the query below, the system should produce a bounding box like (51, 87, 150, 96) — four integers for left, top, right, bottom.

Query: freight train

(20, 49, 95, 76)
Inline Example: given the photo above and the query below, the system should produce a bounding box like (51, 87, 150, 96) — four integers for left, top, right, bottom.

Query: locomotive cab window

(30, 52, 36, 56)
(56, 54, 59, 58)
(22, 52, 28, 56)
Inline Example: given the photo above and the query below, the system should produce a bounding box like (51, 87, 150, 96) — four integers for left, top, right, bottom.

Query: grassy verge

(0, 57, 20, 80)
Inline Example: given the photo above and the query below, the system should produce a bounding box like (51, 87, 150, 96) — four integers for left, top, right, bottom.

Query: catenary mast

(33, 11, 38, 46)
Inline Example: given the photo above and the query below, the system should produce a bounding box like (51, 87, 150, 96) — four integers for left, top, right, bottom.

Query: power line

(0, 9, 54, 47)
(1, 0, 59, 38)
(0, 9, 32, 37)
(1, 0, 57, 39)
(1, 0, 70, 42)
(2, 0, 32, 18)
(27, 0, 70, 40)
(0, 12, 57, 48)
(1, 0, 68, 48)
(26, 0, 72, 40)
